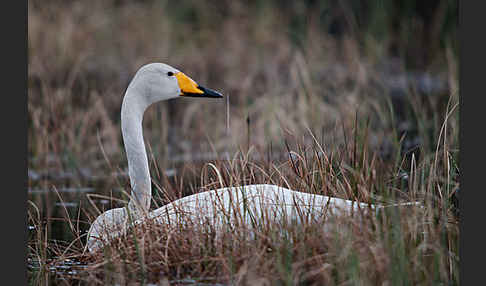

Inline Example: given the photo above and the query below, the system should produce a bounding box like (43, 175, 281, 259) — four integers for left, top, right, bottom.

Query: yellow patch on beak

(175, 72, 204, 95)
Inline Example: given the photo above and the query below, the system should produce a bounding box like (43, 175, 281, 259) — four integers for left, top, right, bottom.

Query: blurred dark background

(28, 0, 458, 186)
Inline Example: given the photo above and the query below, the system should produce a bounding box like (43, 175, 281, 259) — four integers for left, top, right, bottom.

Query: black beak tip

(198, 85, 223, 98)
(181, 85, 224, 98)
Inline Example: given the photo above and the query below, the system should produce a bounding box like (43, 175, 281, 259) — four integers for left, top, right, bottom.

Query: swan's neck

(121, 87, 152, 214)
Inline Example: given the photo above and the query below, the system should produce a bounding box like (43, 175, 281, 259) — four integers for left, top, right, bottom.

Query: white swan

(86, 63, 419, 252)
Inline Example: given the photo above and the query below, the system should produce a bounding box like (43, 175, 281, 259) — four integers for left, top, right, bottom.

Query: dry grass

(28, 1, 459, 285)
(28, 113, 459, 284)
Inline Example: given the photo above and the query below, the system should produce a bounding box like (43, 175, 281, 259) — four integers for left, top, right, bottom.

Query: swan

(86, 63, 420, 252)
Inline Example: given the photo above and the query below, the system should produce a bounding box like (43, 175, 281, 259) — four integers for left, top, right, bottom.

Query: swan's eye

(167, 71, 174, 76)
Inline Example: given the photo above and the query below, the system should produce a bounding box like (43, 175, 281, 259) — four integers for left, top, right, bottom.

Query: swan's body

(86, 63, 419, 252)
(87, 184, 379, 251)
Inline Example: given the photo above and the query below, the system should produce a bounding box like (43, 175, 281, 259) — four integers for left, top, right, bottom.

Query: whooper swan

(86, 63, 419, 252)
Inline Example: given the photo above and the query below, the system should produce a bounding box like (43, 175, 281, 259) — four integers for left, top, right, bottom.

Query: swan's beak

(176, 72, 223, 98)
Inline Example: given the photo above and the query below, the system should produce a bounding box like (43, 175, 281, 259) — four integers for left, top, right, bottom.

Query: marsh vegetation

(28, 1, 459, 285)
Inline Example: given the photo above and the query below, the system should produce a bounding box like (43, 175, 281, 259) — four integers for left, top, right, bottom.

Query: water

(28, 165, 125, 283)
(28, 257, 90, 285)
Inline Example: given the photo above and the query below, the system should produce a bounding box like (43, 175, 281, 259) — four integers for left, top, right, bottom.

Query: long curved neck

(121, 85, 152, 214)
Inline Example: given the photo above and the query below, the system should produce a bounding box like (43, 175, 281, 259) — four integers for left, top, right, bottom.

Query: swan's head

(127, 63, 223, 106)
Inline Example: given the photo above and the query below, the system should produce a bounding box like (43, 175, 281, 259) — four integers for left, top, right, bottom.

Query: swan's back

(149, 184, 374, 228)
